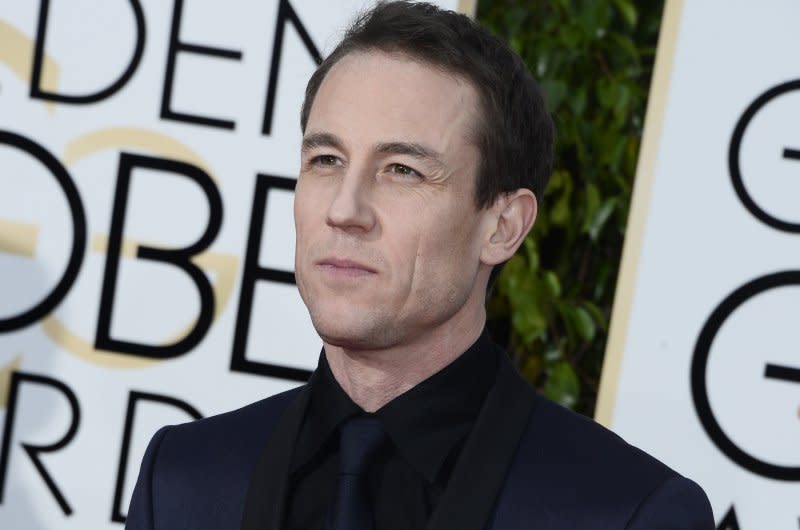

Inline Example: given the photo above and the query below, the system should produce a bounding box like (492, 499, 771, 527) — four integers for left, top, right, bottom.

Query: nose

(325, 169, 377, 234)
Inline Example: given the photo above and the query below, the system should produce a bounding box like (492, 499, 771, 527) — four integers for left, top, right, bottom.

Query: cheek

(293, 186, 306, 235)
(294, 184, 322, 246)
(442, 205, 481, 251)
(415, 211, 481, 279)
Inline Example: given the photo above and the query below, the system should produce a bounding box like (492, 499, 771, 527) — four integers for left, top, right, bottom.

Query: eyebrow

(302, 132, 343, 153)
(302, 132, 445, 168)
(375, 141, 445, 168)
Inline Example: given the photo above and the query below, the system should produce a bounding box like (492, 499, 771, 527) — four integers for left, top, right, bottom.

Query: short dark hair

(300, 0, 554, 207)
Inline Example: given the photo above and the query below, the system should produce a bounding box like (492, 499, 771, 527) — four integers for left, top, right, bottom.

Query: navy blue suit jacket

(125, 347, 714, 529)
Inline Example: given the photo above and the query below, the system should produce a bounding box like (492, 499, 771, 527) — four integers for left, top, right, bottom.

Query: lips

(315, 257, 377, 275)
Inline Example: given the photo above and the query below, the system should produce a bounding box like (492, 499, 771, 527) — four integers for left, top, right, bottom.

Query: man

(126, 2, 714, 529)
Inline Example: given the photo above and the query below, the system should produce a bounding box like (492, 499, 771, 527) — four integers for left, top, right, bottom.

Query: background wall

(594, 2, 800, 529)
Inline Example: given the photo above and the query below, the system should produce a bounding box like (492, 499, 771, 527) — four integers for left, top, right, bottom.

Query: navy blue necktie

(325, 416, 386, 530)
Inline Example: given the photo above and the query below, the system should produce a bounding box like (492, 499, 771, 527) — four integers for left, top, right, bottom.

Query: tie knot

(338, 416, 386, 476)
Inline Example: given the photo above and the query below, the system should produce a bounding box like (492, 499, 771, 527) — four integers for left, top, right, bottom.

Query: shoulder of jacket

(530, 394, 675, 478)
(156, 385, 306, 455)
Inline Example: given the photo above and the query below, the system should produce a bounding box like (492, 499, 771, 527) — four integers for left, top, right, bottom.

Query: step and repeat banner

(0, 1, 469, 528)
(597, 1, 800, 529)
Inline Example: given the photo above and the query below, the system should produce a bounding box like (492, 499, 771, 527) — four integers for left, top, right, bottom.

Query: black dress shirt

(285, 331, 499, 530)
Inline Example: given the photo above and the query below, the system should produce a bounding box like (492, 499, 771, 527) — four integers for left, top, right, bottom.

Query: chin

(310, 312, 398, 351)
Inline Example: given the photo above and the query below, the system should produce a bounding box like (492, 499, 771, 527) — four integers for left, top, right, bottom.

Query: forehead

(306, 51, 480, 153)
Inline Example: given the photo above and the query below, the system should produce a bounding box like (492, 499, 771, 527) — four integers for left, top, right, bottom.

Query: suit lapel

(428, 348, 536, 530)
(240, 385, 311, 530)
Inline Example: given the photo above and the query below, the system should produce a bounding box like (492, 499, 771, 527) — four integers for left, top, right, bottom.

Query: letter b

(94, 153, 223, 359)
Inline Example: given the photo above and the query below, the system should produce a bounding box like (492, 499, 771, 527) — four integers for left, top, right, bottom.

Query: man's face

(294, 51, 492, 351)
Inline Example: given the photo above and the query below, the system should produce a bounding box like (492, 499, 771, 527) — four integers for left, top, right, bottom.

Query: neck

(324, 307, 486, 412)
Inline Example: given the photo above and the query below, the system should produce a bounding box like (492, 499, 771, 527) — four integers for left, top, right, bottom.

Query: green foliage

(479, 0, 664, 415)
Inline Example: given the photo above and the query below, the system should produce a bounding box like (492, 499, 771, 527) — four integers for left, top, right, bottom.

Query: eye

(386, 163, 422, 180)
(311, 154, 342, 167)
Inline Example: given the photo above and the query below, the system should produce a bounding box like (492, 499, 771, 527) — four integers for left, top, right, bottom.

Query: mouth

(315, 257, 378, 277)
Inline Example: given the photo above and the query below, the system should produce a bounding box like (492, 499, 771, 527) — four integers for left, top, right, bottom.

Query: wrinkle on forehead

(321, 50, 483, 148)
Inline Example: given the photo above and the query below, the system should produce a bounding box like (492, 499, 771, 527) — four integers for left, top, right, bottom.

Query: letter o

(0, 131, 86, 332)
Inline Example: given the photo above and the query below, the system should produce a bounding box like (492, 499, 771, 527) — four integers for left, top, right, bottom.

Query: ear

(480, 189, 538, 266)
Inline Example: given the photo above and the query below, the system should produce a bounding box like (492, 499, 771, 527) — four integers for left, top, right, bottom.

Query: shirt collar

(375, 329, 497, 482)
(291, 352, 360, 474)
(291, 329, 498, 484)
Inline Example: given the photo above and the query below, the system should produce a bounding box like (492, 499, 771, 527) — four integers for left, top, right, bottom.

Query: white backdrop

(0, 1, 465, 528)
(596, 1, 800, 529)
